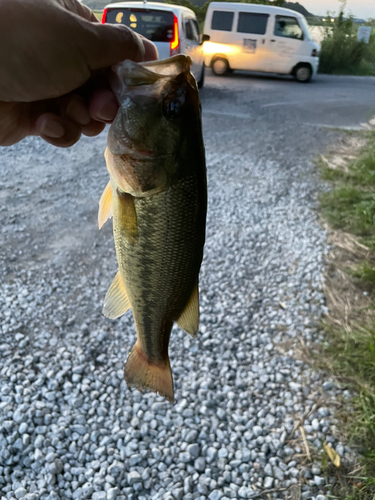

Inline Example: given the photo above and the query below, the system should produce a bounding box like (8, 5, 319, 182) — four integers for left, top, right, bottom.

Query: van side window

(192, 19, 200, 38)
(237, 13, 269, 35)
(184, 19, 194, 40)
(185, 19, 200, 42)
(274, 16, 304, 40)
(211, 11, 234, 32)
(190, 20, 200, 42)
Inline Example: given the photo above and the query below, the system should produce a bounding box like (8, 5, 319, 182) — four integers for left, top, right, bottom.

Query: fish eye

(164, 99, 182, 120)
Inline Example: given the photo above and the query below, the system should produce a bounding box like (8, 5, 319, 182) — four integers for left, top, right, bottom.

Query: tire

(294, 64, 312, 83)
(197, 63, 205, 89)
(212, 57, 229, 76)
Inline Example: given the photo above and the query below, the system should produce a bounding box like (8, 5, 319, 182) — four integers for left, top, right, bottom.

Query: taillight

(102, 8, 107, 24)
(170, 15, 180, 56)
(311, 48, 319, 57)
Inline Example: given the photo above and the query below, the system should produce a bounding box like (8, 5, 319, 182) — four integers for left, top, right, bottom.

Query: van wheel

(294, 64, 312, 83)
(212, 58, 229, 76)
(197, 64, 205, 89)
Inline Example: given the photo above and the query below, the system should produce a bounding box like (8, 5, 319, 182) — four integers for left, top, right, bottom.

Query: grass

(320, 132, 375, 250)
(351, 260, 375, 289)
(318, 130, 375, 498)
(319, 321, 375, 499)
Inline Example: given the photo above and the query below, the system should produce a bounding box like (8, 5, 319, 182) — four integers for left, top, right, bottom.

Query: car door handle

(270, 39, 276, 42)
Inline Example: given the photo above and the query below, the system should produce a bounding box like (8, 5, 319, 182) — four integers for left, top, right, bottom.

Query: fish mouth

(105, 147, 168, 197)
(120, 145, 156, 161)
(108, 130, 156, 161)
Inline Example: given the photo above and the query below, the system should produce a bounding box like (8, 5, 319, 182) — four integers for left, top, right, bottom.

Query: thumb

(79, 22, 146, 70)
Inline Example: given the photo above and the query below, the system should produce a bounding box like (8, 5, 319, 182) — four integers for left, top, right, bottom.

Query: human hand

(0, 0, 158, 147)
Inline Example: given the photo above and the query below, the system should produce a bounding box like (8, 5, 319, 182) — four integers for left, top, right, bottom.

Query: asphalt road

(202, 70, 375, 130)
(1, 72, 374, 499)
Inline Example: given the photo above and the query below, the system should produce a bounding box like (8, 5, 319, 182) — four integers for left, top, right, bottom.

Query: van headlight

(311, 48, 320, 57)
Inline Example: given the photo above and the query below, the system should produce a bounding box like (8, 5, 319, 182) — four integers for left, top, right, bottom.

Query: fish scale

(116, 177, 201, 349)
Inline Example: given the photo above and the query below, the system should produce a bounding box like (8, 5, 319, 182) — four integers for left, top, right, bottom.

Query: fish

(98, 55, 207, 403)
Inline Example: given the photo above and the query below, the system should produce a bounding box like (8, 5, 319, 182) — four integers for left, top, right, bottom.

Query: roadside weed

(318, 130, 375, 498)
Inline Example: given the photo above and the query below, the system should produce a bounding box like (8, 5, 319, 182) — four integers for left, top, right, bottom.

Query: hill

(283, 2, 313, 17)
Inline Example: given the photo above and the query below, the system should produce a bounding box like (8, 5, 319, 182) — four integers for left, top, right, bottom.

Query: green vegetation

(321, 186, 375, 249)
(352, 260, 375, 285)
(319, 1, 375, 75)
(322, 324, 375, 499)
(320, 133, 375, 249)
(319, 132, 375, 498)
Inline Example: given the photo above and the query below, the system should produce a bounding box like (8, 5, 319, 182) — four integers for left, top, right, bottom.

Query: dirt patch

(324, 230, 375, 331)
(319, 135, 368, 173)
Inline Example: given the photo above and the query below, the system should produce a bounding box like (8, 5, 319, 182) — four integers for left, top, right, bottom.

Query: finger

(79, 22, 145, 70)
(81, 119, 106, 137)
(0, 102, 31, 146)
(35, 113, 81, 148)
(142, 39, 159, 62)
(60, 94, 91, 126)
(88, 89, 119, 123)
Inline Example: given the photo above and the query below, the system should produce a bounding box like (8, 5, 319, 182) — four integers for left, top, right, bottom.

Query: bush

(319, 10, 375, 75)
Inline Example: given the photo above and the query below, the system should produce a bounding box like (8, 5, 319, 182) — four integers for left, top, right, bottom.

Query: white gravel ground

(0, 76, 357, 500)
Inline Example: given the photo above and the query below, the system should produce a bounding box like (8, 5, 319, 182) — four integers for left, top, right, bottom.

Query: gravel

(0, 77, 356, 499)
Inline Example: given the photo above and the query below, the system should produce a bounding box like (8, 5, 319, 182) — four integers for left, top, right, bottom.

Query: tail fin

(124, 341, 174, 403)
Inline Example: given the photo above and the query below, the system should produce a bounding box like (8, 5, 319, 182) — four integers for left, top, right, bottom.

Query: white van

(102, 2, 205, 87)
(203, 3, 320, 82)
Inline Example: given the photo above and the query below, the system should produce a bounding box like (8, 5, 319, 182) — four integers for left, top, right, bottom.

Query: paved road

(0, 73, 374, 500)
(202, 70, 375, 130)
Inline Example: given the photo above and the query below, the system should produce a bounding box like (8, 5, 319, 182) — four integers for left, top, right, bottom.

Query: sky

(300, 0, 374, 19)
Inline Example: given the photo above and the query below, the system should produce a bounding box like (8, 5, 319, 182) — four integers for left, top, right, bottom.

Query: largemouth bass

(98, 55, 207, 403)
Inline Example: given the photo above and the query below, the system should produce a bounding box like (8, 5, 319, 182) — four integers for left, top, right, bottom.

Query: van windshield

(299, 17, 312, 41)
(106, 8, 174, 42)
(274, 16, 303, 40)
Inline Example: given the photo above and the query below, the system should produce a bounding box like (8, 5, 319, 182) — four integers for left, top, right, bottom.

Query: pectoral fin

(177, 282, 200, 338)
(103, 270, 131, 319)
(117, 190, 138, 244)
(98, 181, 113, 229)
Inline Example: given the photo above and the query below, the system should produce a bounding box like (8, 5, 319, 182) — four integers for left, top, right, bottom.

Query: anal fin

(103, 270, 130, 319)
(98, 181, 113, 229)
(124, 341, 174, 403)
(177, 282, 199, 338)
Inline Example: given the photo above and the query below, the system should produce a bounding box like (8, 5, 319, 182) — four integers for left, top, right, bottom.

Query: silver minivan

(102, 2, 205, 87)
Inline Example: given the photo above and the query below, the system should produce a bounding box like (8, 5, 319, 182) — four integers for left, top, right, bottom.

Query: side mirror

(201, 34, 210, 43)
